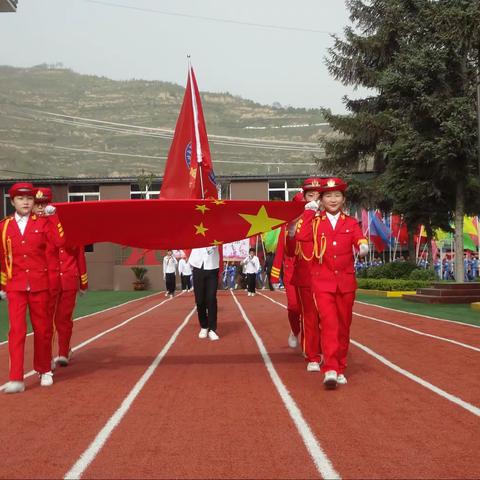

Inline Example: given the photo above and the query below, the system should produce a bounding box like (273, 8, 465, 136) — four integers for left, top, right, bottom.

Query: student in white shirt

(188, 246, 220, 340)
(178, 254, 193, 292)
(162, 250, 178, 297)
(242, 248, 261, 296)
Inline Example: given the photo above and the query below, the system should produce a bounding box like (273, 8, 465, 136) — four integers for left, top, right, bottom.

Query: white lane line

(259, 292, 480, 418)
(351, 339, 480, 417)
(0, 291, 165, 347)
(353, 313, 480, 352)
(0, 294, 179, 392)
(231, 291, 340, 480)
(63, 307, 196, 480)
(355, 301, 480, 329)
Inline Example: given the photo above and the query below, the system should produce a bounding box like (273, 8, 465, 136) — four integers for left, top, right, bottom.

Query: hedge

(357, 278, 431, 291)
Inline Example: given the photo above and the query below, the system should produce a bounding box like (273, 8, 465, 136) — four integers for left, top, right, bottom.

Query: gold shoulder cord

(1, 218, 13, 279)
(312, 217, 327, 263)
(294, 218, 316, 261)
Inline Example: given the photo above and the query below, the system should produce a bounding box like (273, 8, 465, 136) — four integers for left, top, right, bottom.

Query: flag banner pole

(188, 61, 205, 199)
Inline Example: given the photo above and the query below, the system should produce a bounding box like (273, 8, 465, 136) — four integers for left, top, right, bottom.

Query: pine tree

(323, 0, 480, 280)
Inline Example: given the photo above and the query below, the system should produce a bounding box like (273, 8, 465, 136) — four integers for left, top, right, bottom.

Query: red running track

(0, 290, 478, 479)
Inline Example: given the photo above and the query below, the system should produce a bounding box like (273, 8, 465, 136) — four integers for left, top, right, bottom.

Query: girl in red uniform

(33, 188, 88, 368)
(296, 178, 368, 388)
(0, 183, 65, 393)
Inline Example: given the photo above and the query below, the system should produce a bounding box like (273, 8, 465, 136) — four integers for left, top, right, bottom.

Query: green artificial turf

(0, 290, 155, 342)
(356, 293, 480, 327)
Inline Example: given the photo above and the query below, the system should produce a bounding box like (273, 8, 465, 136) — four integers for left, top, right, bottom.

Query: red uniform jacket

(296, 210, 367, 293)
(58, 246, 88, 291)
(0, 214, 65, 292)
(285, 233, 314, 287)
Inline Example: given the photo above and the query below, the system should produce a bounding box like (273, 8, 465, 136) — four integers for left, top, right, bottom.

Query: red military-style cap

(321, 177, 347, 193)
(34, 187, 53, 204)
(8, 182, 35, 199)
(301, 177, 323, 192)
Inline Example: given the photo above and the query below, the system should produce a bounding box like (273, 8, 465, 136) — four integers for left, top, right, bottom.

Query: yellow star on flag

(194, 222, 208, 237)
(239, 206, 285, 237)
(195, 204, 210, 214)
(211, 199, 226, 205)
(211, 239, 223, 246)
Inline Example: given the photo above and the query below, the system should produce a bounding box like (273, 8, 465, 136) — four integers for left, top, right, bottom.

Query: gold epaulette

(357, 238, 368, 245)
(80, 273, 88, 285)
(57, 222, 64, 238)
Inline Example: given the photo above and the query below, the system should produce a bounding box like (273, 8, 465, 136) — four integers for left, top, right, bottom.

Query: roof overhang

(0, 0, 17, 12)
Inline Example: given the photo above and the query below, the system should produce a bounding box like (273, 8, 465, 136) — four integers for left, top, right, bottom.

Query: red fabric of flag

(55, 199, 305, 250)
(160, 66, 217, 200)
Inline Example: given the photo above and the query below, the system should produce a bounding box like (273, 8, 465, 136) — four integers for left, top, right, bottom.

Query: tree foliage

(322, 0, 480, 279)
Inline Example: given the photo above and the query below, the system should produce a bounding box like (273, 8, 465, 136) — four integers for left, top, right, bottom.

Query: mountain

(0, 64, 330, 180)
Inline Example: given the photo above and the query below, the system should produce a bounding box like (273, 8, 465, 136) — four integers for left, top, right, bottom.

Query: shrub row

(357, 278, 431, 291)
(357, 262, 436, 280)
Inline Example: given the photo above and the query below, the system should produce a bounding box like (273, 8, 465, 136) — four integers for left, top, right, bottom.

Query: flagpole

(188, 56, 205, 199)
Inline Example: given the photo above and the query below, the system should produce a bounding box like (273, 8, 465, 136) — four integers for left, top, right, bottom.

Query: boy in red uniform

(286, 178, 323, 372)
(296, 178, 368, 388)
(33, 188, 88, 368)
(0, 183, 65, 393)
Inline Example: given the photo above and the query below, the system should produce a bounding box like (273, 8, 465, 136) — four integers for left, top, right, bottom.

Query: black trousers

(246, 273, 257, 293)
(181, 274, 192, 290)
(192, 267, 219, 331)
(165, 272, 176, 294)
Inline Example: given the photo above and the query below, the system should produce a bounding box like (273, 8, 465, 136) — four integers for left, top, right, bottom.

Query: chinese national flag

(55, 199, 305, 250)
(160, 65, 217, 200)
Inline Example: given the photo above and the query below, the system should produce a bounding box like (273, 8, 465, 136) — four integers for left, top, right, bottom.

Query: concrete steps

(403, 283, 480, 304)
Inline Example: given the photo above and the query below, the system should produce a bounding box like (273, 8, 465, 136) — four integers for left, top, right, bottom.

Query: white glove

(78, 289, 86, 296)
(359, 244, 369, 257)
(0, 290, 7, 301)
(305, 200, 319, 211)
(44, 205, 56, 215)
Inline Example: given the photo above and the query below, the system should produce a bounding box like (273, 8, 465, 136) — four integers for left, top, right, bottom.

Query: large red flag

(54, 199, 305, 250)
(160, 65, 217, 200)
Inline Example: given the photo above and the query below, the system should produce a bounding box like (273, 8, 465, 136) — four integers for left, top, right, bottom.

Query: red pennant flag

(160, 65, 217, 200)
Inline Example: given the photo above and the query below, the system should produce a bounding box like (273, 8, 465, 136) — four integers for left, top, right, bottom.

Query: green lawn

(0, 290, 155, 343)
(356, 293, 480, 327)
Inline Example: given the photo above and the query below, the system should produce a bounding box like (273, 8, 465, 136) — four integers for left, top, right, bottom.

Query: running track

(0, 290, 478, 479)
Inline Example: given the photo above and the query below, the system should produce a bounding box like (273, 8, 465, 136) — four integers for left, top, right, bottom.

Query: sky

(0, 0, 363, 113)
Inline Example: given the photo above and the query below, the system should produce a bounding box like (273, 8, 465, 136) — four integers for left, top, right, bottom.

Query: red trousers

(297, 286, 321, 363)
(285, 282, 301, 339)
(7, 290, 52, 381)
(314, 290, 355, 374)
(53, 289, 77, 358)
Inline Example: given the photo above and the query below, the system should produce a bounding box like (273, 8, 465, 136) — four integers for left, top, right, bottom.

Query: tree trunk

(454, 181, 465, 283)
(425, 224, 434, 271)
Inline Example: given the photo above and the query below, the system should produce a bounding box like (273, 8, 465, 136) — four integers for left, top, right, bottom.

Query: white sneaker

(306, 362, 321, 372)
(183, 289, 187, 292)
(208, 330, 220, 341)
(252, 292, 256, 296)
(323, 370, 338, 389)
(164, 292, 169, 297)
(189, 288, 193, 292)
(288, 332, 298, 349)
(4, 381, 25, 394)
(337, 374, 347, 385)
(40, 371, 54, 387)
(198, 328, 208, 339)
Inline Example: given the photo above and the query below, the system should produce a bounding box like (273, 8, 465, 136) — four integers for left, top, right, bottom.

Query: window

(268, 180, 301, 202)
(3, 187, 15, 216)
(130, 182, 161, 199)
(68, 185, 100, 202)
